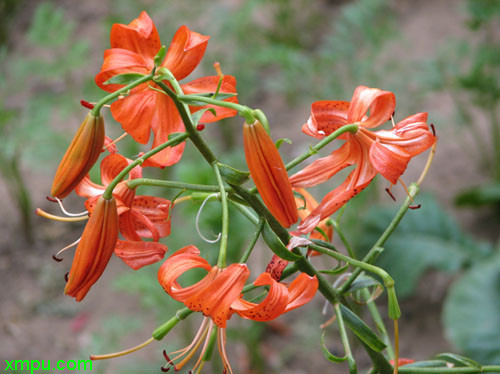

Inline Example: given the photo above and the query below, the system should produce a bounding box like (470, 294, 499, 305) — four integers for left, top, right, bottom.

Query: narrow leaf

(104, 73, 145, 85)
(262, 222, 301, 261)
(340, 304, 386, 352)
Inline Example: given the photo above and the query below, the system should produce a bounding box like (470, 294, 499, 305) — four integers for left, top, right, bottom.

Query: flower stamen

(53, 197, 89, 217)
(36, 208, 89, 222)
(53, 238, 81, 260)
(105, 132, 128, 150)
(398, 178, 421, 209)
(90, 337, 155, 360)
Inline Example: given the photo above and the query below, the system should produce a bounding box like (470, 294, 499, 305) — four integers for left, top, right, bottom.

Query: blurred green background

(1, 0, 499, 372)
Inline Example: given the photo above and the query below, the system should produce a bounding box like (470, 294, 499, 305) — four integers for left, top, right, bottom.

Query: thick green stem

(103, 133, 189, 200)
(91, 73, 154, 115)
(213, 163, 229, 268)
(155, 80, 218, 165)
(285, 124, 359, 171)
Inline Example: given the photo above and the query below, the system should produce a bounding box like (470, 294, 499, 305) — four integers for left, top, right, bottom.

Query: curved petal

(348, 86, 395, 129)
(110, 88, 156, 144)
(75, 175, 105, 198)
(231, 272, 288, 322)
(162, 25, 209, 81)
(100, 153, 129, 185)
(182, 75, 238, 123)
(265, 254, 289, 281)
(110, 11, 161, 61)
(95, 48, 150, 92)
(157, 245, 212, 297)
(185, 264, 249, 328)
(131, 196, 171, 238)
(143, 93, 186, 167)
(284, 273, 319, 312)
(303, 100, 350, 138)
(115, 239, 167, 270)
(298, 168, 375, 234)
(369, 141, 411, 185)
(290, 142, 355, 188)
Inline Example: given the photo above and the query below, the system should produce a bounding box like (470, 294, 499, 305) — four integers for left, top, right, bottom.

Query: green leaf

(275, 137, 292, 149)
(455, 184, 500, 206)
(191, 108, 217, 126)
(218, 163, 250, 185)
(355, 194, 492, 297)
(104, 73, 145, 85)
(345, 275, 382, 294)
(339, 304, 386, 352)
(261, 222, 301, 261)
(443, 253, 500, 365)
(434, 353, 481, 368)
(154, 46, 166, 67)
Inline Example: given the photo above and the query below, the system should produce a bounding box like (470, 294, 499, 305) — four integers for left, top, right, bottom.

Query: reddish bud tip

(196, 124, 205, 131)
(80, 100, 95, 109)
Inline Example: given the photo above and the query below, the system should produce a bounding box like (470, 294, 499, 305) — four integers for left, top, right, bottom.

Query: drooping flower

(95, 11, 238, 167)
(51, 112, 105, 199)
(75, 153, 169, 269)
(157, 245, 318, 373)
(290, 86, 436, 233)
(293, 187, 333, 242)
(65, 196, 118, 301)
(243, 120, 298, 228)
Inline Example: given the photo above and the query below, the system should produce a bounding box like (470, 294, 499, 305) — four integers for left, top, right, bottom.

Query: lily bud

(243, 120, 298, 228)
(51, 113, 105, 199)
(65, 196, 118, 301)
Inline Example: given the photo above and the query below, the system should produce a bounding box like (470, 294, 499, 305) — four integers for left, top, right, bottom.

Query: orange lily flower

(75, 153, 169, 270)
(51, 113, 104, 198)
(157, 245, 318, 373)
(243, 120, 298, 228)
(65, 196, 118, 301)
(293, 187, 333, 243)
(95, 11, 238, 167)
(290, 86, 436, 233)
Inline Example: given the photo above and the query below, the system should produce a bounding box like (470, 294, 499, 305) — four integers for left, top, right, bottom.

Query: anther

(160, 366, 170, 372)
(46, 196, 58, 202)
(64, 272, 69, 282)
(409, 204, 421, 210)
(385, 188, 396, 202)
(430, 123, 436, 136)
(196, 124, 205, 131)
(52, 254, 63, 262)
(80, 100, 95, 110)
(163, 350, 173, 364)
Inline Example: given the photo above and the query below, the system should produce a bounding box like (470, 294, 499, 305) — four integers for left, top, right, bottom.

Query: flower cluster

(38, 10, 436, 373)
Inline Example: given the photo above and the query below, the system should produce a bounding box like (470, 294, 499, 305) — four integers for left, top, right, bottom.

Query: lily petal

(284, 273, 319, 312)
(110, 11, 161, 61)
(303, 100, 350, 138)
(348, 86, 395, 128)
(115, 239, 167, 270)
(369, 141, 411, 185)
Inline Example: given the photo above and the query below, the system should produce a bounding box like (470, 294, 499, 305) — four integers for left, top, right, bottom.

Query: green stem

(103, 133, 189, 200)
(239, 219, 265, 263)
(177, 94, 255, 122)
(285, 123, 359, 171)
(213, 163, 229, 268)
(339, 183, 420, 294)
(334, 303, 357, 374)
(126, 178, 226, 193)
(155, 80, 218, 165)
(91, 73, 154, 116)
(331, 219, 356, 259)
(229, 200, 259, 225)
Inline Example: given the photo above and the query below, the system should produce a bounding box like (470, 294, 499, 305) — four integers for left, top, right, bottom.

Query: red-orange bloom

(291, 86, 436, 233)
(157, 245, 318, 373)
(243, 120, 298, 228)
(95, 11, 238, 167)
(51, 113, 104, 198)
(293, 187, 333, 243)
(65, 196, 118, 301)
(75, 153, 169, 270)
